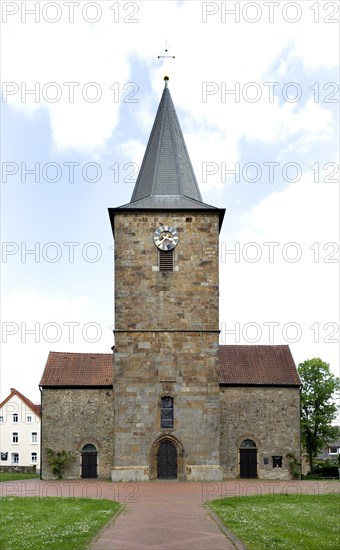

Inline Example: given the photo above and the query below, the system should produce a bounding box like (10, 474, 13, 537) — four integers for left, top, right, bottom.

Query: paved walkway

(1, 479, 339, 549)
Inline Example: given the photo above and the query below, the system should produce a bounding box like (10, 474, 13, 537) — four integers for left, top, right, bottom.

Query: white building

(0, 388, 41, 469)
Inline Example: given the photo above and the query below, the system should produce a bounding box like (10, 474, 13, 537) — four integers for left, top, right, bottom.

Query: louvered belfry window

(158, 249, 174, 271)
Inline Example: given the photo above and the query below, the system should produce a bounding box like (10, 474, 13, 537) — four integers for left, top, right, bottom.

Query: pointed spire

(109, 79, 225, 232)
(127, 79, 209, 209)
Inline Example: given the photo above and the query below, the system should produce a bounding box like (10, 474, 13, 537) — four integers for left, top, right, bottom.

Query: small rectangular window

(329, 447, 338, 454)
(0, 416, 4, 423)
(12, 432, 19, 443)
(31, 432, 38, 444)
(272, 456, 282, 468)
(13, 414, 18, 423)
(159, 250, 174, 272)
(26, 415, 32, 423)
(31, 452, 38, 464)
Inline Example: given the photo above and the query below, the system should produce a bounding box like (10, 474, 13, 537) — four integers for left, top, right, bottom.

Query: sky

(1, 0, 339, 404)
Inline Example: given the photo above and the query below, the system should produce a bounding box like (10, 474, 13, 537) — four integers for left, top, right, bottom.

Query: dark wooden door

(82, 452, 98, 478)
(157, 441, 177, 479)
(240, 449, 257, 478)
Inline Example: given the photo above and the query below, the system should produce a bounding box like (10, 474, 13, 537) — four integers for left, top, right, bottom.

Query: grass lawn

(0, 473, 39, 482)
(209, 493, 340, 550)
(0, 497, 121, 550)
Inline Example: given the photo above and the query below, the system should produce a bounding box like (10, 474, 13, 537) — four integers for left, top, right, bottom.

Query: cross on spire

(158, 41, 175, 83)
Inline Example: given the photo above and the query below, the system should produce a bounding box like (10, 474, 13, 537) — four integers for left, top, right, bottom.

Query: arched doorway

(239, 439, 257, 478)
(150, 435, 184, 480)
(81, 444, 98, 478)
(157, 440, 177, 479)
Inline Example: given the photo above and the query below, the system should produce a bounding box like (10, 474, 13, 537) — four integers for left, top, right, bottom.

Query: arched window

(240, 439, 256, 448)
(82, 444, 97, 452)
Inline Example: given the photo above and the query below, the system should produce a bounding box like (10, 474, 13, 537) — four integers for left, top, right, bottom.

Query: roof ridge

(0, 388, 41, 415)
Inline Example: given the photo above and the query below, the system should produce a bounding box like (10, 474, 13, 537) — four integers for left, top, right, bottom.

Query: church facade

(40, 80, 301, 481)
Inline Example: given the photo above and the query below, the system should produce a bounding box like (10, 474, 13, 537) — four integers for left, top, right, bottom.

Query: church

(40, 78, 301, 481)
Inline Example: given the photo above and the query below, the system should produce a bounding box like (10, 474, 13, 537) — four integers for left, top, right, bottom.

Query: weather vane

(158, 40, 175, 83)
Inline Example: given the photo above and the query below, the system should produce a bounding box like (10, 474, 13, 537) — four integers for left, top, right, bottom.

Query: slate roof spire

(109, 78, 225, 230)
(126, 77, 212, 210)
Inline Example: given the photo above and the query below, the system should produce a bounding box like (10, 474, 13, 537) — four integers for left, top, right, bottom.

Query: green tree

(298, 358, 340, 474)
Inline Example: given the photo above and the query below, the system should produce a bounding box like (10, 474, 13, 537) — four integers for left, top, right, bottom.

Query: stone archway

(150, 435, 185, 480)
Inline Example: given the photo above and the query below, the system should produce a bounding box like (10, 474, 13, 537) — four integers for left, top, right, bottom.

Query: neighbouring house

(317, 432, 340, 461)
(0, 388, 41, 470)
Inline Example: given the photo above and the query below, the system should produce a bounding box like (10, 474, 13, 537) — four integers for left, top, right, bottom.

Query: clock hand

(159, 233, 173, 242)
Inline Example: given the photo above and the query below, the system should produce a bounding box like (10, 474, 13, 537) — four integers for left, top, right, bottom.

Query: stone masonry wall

(41, 388, 114, 479)
(113, 212, 221, 476)
(114, 212, 219, 331)
(220, 386, 301, 480)
(114, 331, 220, 471)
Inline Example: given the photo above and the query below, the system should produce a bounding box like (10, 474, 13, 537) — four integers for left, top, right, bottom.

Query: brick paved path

(1, 479, 338, 549)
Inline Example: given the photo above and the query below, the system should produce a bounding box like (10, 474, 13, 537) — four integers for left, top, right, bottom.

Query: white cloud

(1, 290, 113, 402)
(2, 0, 339, 393)
(117, 139, 145, 167)
(2, 1, 338, 155)
(219, 173, 339, 376)
(236, 175, 339, 243)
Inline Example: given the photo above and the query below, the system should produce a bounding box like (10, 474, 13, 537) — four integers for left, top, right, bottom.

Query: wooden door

(157, 441, 177, 479)
(82, 451, 98, 478)
(240, 449, 257, 478)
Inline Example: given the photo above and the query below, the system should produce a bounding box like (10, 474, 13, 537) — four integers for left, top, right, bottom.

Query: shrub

(46, 448, 75, 479)
(286, 452, 301, 479)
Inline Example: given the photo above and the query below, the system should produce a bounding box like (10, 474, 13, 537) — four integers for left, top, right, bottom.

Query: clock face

(154, 225, 179, 251)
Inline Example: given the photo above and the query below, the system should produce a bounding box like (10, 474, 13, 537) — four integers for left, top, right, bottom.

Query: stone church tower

(109, 78, 225, 481)
(39, 79, 301, 482)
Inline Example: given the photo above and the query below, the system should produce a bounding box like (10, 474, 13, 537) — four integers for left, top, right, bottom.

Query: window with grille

(161, 397, 174, 428)
(158, 250, 174, 272)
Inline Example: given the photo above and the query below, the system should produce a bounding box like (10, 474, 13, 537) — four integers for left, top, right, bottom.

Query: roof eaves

(40, 384, 113, 389)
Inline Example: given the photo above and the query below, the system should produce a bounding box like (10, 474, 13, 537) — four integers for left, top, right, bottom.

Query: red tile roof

(219, 345, 301, 386)
(0, 388, 41, 416)
(40, 346, 300, 388)
(39, 352, 113, 387)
